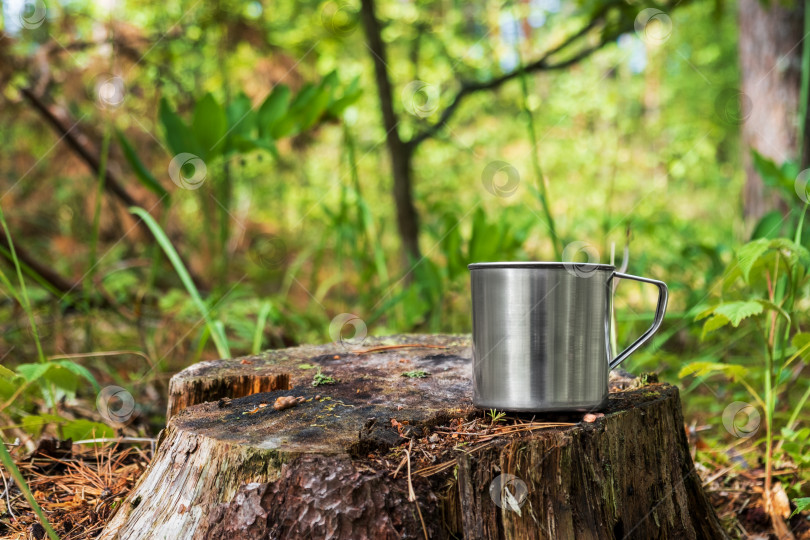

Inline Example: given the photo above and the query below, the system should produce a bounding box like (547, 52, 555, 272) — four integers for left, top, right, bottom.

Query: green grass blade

(130, 207, 231, 358)
(0, 441, 60, 540)
(0, 205, 46, 363)
(252, 300, 272, 355)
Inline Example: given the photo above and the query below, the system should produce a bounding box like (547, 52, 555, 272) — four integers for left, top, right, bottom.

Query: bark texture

(738, 0, 807, 220)
(101, 334, 726, 540)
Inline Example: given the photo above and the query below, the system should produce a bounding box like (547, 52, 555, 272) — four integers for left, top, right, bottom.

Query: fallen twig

(354, 344, 448, 355)
(405, 439, 429, 540)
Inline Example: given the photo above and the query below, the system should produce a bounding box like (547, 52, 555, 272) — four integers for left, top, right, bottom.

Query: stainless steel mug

(470, 262, 667, 412)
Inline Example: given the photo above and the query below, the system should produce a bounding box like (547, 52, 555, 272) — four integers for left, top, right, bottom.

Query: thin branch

(0, 234, 77, 296)
(408, 10, 617, 149)
(17, 87, 208, 292)
(19, 87, 142, 210)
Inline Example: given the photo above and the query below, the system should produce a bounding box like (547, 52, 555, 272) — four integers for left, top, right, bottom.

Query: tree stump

(100, 334, 726, 540)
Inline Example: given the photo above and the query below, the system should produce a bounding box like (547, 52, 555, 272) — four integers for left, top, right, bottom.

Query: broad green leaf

(21, 413, 63, 437)
(259, 85, 291, 139)
(678, 361, 748, 381)
(57, 360, 101, 392)
(790, 497, 810, 518)
(159, 97, 200, 156)
(272, 83, 318, 138)
(16, 362, 53, 383)
(711, 300, 763, 327)
(61, 419, 115, 441)
(701, 314, 730, 337)
(0, 364, 16, 379)
(791, 332, 810, 363)
(751, 150, 788, 190)
(320, 70, 340, 93)
(328, 76, 362, 117)
(750, 211, 783, 240)
(298, 86, 332, 131)
(251, 136, 279, 159)
(226, 92, 257, 139)
(115, 129, 169, 202)
(192, 93, 228, 159)
(694, 304, 718, 321)
(42, 364, 78, 395)
(736, 238, 769, 283)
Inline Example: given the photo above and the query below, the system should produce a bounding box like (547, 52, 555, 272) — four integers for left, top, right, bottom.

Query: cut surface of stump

(101, 334, 726, 540)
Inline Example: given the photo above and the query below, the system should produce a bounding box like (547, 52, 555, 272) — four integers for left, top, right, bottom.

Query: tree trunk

(359, 0, 421, 263)
(100, 335, 725, 539)
(738, 0, 806, 221)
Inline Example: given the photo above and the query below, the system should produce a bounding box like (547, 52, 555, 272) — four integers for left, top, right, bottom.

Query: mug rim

(468, 261, 615, 270)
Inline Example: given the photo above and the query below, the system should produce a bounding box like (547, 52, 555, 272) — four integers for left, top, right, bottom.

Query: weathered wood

(101, 334, 726, 539)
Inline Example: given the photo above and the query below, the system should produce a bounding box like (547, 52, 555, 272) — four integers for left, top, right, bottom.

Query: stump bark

(100, 334, 726, 540)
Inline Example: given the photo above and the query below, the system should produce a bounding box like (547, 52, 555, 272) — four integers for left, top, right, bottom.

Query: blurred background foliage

(0, 0, 809, 525)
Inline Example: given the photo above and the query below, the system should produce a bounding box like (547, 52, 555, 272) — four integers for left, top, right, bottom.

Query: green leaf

(791, 332, 810, 362)
(790, 497, 810, 518)
(159, 97, 200, 156)
(736, 238, 769, 283)
(115, 129, 169, 202)
(57, 360, 100, 393)
(61, 419, 115, 441)
(42, 364, 78, 395)
(21, 413, 63, 437)
(0, 364, 16, 379)
(701, 314, 730, 337)
(258, 85, 291, 139)
(711, 301, 764, 327)
(298, 86, 332, 131)
(751, 150, 787, 190)
(226, 92, 257, 140)
(192, 93, 228, 159)
(694, 304, 718, 321)
(678, 361, 748, 381)
(750, 211, 784, 240)
(15, 362, 53, 383)
(272, 83, 318, 138)
(327, 76, 362, 117)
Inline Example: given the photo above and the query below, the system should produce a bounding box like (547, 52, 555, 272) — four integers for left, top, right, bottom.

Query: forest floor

(1, 412, 808, 539)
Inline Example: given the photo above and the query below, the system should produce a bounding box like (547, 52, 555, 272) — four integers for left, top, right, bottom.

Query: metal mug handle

(608, 272, 668, 370)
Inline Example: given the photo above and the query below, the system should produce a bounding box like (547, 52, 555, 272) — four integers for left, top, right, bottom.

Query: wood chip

(273, 396, 306, 411)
